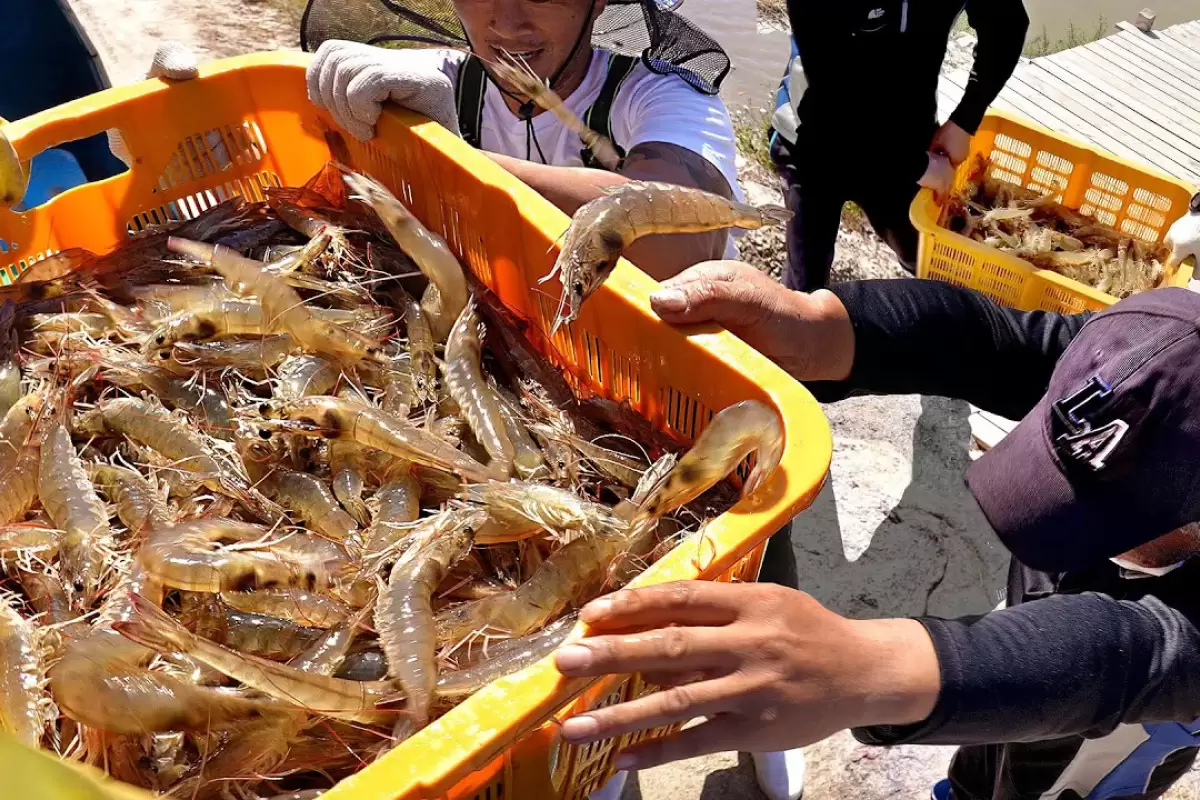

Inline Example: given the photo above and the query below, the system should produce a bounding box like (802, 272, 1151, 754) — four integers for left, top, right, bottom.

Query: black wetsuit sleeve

(949, 0, 1030, 134)
(806, 280, 1091, 421)
(855, 590, 1200, 745)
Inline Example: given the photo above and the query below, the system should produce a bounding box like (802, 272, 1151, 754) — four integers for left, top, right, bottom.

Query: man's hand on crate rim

(930, 121, 971, 168)
(649, 261, 854, 383)
(554, 581, 940, 768)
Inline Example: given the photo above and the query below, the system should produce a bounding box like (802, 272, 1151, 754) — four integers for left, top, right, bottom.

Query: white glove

(307, 40, 461, 141)
(109, 42, 206, 167)
(1166, 193, 1200, 269)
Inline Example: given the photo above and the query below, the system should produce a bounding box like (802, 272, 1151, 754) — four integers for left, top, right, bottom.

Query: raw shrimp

(96, 354, 235, 438)
(435, 526, 647, 641)
(116, 594, 406, 724)
(145, 299, 267, 354)
(0, 522, 60, 563)
(527, 422, 643, 488)
(287, 607, 367, 676)
(393, 287, 437, 405)
(258, 466, 359, 542)
(0, 596, 51, 746)
(138, 519, 336, 593)
(0, 443, 40, 526)
(491, 382, 547, 481)
(51, 564, 279, 734)
(0, 320, 20, 417)
(275, 353, 340, 402)
(377, 508, 482, 725)
(168, 238, 385, 365)
(344, 172, 467, 341)
(275, 200, 358, 268)
(222, 589, 351, 629)
(75, 397, 280, 522)
(170, 334, 296, 372)
(204, 608, 325, 662)
(362, 475, 421, 559)
(545, 181, 791, 331)
(464, 481, 622, 543)
(38, 422, 114, 596)
(437, 616, 575, 699)
(261, 396, 492, 482)
(330, 440, 370, 527)
(88, 463, 171, 539)
(442, 301, 514, 479)
(171, 713, 307, 800)
(637, 399, 783, 520)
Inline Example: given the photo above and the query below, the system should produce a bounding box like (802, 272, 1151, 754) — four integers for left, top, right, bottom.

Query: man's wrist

(795, 288, 854, 382)
(846, 618, 941, 728)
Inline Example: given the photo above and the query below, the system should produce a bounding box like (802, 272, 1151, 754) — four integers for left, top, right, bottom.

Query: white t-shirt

(421, 48, 743, 257)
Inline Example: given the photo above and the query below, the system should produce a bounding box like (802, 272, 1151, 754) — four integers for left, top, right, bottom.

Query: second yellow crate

(910, 109, 1195, 314)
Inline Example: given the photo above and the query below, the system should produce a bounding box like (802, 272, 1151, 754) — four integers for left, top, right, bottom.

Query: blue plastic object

(0, 0, 125, 182)
(15, 149, 89, 211)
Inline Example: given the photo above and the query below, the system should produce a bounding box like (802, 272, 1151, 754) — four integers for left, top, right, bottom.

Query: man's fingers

(560, 679, 735, 745)
(650, 277, 760, 326)
(554, 626, 735, 678)
(577, 582, 744, 631)
(658, 260, 748, 290)
(613, 717, 745, 770)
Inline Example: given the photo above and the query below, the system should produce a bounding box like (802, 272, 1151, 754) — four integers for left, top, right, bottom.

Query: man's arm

(486, 141, 732, 281)
(950, 0, 1030, 136)
(814, 279, 1091, 419)
(648, 264, 1091, 421)
(858, 587, 1200, 746)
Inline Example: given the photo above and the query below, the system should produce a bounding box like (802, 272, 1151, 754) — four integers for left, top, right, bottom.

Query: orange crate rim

(0, 52, 833, 800)
(910, 109, 1195, 314)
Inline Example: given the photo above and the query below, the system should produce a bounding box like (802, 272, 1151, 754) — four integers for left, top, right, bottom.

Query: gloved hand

(1166, 192, 1200, 271)
(109, 41, 202, 167)
(306, 40, 461, 141)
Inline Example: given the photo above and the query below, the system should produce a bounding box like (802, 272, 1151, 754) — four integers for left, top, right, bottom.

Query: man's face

(453, 0, 605, 81)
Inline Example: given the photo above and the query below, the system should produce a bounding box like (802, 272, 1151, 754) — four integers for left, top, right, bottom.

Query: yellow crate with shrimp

(910, 109, 1195, 314)
(0, 52, 832, 800)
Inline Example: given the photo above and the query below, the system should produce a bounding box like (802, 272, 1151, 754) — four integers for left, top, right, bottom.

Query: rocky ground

(59, 3, 1200, 797)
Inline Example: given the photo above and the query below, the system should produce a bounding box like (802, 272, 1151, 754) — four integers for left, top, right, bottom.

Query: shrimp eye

(257, 402, 272, 415)
(298, 447, 313, 459)
(158, 351, 171, 360)
(155, 335, 166, 345)
(572, 280, 584, 295)
(258, 428, 272, 440)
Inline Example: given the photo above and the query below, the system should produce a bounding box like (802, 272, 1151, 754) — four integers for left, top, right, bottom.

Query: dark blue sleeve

(807, 279, 1091, 421)
(855, 590, 1200, 745)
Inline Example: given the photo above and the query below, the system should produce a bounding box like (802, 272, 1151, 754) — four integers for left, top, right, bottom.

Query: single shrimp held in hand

(545, 181, 792, 332)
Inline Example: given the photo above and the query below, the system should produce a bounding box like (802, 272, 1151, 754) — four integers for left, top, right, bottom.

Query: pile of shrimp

(943, 154, 1174, 298)
(0, 161, 783, 799)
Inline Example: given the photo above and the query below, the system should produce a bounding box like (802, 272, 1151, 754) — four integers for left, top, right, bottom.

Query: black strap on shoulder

(455, 56, 488, 149)
(581, 53, 639, 170)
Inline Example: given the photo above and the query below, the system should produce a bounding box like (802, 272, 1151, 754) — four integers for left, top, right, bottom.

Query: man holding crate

(554, 258, 1200, 800)
(769, 0, 1028, 292)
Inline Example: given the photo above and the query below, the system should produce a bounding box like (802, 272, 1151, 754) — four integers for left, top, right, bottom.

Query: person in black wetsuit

(546, 259, 1200, 800)
(771, 0, 1028, 291)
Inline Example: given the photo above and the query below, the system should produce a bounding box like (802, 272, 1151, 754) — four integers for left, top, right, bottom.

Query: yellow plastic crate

(0, 52, 832, 799)
(911, 109, 1196, 313)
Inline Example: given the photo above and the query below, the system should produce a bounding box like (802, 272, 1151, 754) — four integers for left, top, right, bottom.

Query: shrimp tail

(756, 204, 794, 226)
(112, 593, 196, 654)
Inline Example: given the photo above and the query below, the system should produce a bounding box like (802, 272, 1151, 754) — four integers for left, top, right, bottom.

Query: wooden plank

(977, 410, 1019, 433)
(989, 70, 1100, 142)
(995, 71, 1172, 168)
(1035, 56, 1200, 166)
(1110, 26, 1200, 88)
(1159, 21, 1200, 48)
(969, 412, 1010, 452)
(1089, 38, 1200, 107)
(1067, 44, 1200, 137)
(1014, 64, 1200, 178)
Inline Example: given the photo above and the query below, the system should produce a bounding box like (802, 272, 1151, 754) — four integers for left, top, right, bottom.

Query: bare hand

(648, 261, 854, 382)
(554, 582, 940, 769)
(919, 152, 957, 203)
(930, 121, 972, 167)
